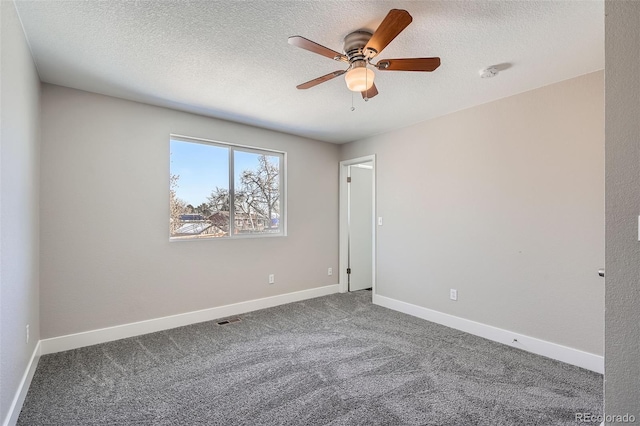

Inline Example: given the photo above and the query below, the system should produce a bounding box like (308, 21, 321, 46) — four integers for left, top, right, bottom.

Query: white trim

(339, 155, 376, 295)
(3, 342, 41, 426)
(374, 294, 604, 373)
(41, 285, 339, 355)
(170, 133, 285, 156)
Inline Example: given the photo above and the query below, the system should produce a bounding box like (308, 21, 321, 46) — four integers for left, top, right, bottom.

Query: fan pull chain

(351, 92, 355, 111)
(364, 69, 369, 102)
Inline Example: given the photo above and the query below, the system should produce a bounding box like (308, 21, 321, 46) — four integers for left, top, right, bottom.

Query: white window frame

(170, 134, 287, 240)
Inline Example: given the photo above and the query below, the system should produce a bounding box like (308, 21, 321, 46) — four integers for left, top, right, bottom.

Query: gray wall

(604, 1, 640, 418)
(39, 84, 340, 339)
(0, 0, 41, 422)
(341, 71, 604, 355)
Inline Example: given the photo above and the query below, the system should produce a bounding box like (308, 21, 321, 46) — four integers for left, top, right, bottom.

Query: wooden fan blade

(364, 9, 412, 58)
(288, 36, 348, 62)
(361, 83, 379, 99)
(376, 57, 441, 72)
(296, 70, 347, 90)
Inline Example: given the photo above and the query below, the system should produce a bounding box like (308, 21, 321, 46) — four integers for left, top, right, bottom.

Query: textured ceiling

(14, 1, 604, 144)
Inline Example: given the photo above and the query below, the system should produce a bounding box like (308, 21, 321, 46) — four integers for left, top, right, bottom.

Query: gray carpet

(18, 291, 602, 425)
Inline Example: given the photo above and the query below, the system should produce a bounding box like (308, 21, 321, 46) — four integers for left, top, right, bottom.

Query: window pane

(170, 140, 229, 239)
(234, 150, 281, 235)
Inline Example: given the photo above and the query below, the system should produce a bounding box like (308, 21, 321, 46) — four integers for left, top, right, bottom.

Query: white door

(348, 164, 373, 291)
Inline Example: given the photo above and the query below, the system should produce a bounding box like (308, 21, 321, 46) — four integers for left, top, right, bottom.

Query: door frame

(339, 155, 376, 295)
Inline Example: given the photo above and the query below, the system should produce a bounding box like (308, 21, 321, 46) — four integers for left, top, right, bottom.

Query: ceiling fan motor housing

(343, 31, 373, 65)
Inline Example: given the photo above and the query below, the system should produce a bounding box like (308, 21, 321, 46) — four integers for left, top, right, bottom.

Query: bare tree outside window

(234, 153, 280, 234)
(169, 174, 186, 235)
(207, 187, 230, 212)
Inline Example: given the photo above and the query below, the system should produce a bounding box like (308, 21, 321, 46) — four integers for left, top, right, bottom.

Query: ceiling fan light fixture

(345, 65, 375, 92)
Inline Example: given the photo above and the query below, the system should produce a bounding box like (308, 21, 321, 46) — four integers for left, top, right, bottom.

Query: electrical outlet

(328, 268, 333, 276)
(268, 274, 275, 284)
(26, 324, 30, 343)
(378, 217, 383, 226)
(450, 289, 458, 301)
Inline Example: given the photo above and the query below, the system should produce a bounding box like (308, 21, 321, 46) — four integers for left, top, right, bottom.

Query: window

(170, 136, 285, 240)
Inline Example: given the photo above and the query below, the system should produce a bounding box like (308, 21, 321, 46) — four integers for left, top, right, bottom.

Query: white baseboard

(373, 294, 604, 374)
(3, 342, 41, 426)
(41, 284, 339, 355)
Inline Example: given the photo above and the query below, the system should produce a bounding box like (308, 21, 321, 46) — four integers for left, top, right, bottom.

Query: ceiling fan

(288, 9, 441, 100)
